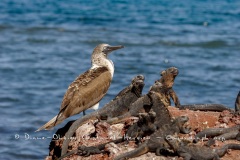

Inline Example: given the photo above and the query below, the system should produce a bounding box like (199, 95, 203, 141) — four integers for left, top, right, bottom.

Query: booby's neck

(91, 56, 114, 78)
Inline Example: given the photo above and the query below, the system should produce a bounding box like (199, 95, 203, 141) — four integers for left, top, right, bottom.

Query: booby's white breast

(91, 59, 114, 78)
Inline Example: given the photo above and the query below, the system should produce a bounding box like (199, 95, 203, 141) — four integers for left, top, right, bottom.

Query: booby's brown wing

(60, 66, 112, 118)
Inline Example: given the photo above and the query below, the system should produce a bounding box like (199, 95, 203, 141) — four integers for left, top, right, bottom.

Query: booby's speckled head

(91, 44, 124, 77)
(92, 44, 124, 57)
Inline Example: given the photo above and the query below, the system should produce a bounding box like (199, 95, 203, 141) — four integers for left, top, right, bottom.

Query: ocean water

(0, 0, 239, 159)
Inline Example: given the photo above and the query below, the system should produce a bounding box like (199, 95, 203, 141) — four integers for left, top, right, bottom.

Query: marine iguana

(180, 104, 233, 112)
(193, 93, 240, 143)
(179, 89, 240, 113)
(114, 116, 191, 160)
(105, 87, 154, 125)
(179, 90, 240, 112)
(194, 125, 240, 143)
(166, 135, 240, 160)
(61, 74, 145, 155)
(125, 110, 157, 142)
(110, 81, 184, 144)
(156, 67, 180, 108)
(106, 67, 180, 125)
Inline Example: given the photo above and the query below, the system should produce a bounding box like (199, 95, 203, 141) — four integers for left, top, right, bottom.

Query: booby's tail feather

(35, 114, 64, 132)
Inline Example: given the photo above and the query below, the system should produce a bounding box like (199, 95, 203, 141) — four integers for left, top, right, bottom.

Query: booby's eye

(102, 46, 109, 54)
(103, 46, 107, 51)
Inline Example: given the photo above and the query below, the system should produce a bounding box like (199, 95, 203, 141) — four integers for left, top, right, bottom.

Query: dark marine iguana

(156, 66, 180, 108)
(124, 81, 184, 138)
(179, 89, 240, 113)
(194, 125, 240, 143)
(113, 116, 191, 160)
(125, 110, 157, 142)
(106, 82, 176, 125)
(106, 67, 180, 125)
(61, 74, 145, 155)
(119, 80, 185, 142)
(179, 91, 240, 112)
(180, 104, 233, 112)
(166, 135, 240, 160)
(193, 92, 240, 143)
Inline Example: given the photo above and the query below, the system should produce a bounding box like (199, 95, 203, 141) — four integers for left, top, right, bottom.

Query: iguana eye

(160, 71, 165, 76)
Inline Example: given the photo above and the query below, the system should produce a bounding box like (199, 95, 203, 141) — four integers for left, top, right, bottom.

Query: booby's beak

(104, 45, 124, 53)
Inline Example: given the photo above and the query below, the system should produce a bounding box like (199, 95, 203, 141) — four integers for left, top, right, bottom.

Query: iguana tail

(194, 126, 240, 143)
(107, 112, 132, 124)
(114, 144, 149, 160)
(180, 104, 233, 112)
(61, 111, 99, 155)
(217, 144, 240, 157)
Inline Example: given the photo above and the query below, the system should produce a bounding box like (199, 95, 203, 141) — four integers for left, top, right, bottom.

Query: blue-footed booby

(36, 44, 124, 131)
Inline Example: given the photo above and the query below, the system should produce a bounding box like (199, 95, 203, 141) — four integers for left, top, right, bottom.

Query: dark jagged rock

(107, 67, 180, 125)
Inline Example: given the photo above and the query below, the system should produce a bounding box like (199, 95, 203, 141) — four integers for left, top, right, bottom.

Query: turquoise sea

(0, 0, 239, 159)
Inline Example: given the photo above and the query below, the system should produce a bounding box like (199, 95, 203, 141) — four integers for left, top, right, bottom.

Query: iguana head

(131, 75, 145, 97)
(173, 116, 191, 134)
(157, 67, 179, 89)
(148, 81, 173, 107)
